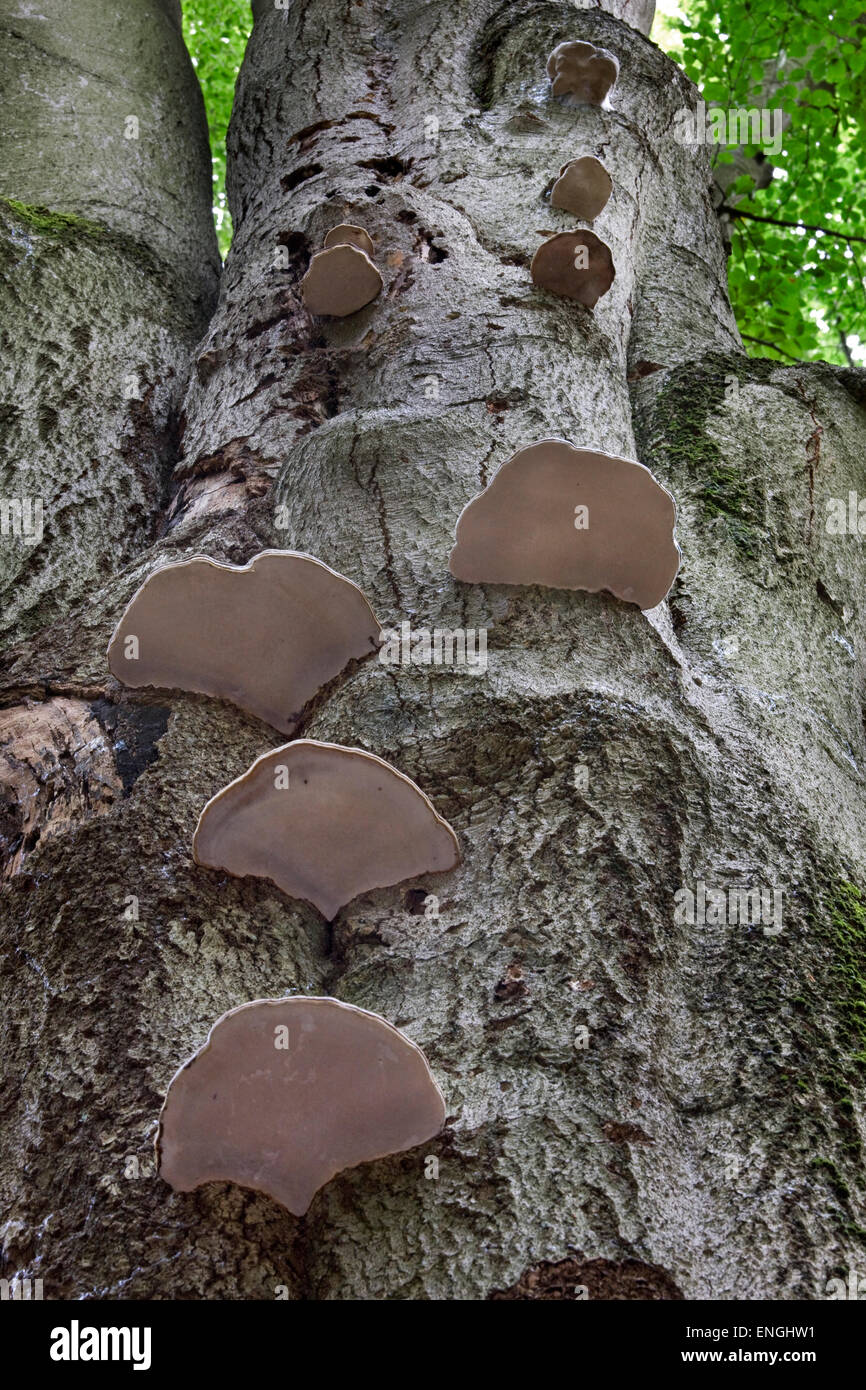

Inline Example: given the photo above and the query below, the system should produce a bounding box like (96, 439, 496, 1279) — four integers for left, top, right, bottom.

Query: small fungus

(322, 223, 376, 257)
(550, 157, 612, 220)
(448, 438, 681, 610)
(193, 739, 460, 920)
(547, 40, 619, 105)
(157, 996, 446, 1216)
(530, 230, 615, 308)
(107, 551, 381, 734)
(301, 226, 383, 316)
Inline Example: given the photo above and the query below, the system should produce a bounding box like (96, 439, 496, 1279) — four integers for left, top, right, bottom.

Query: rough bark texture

(1, 0, 865, 1302)
(0, 0, 219, 643)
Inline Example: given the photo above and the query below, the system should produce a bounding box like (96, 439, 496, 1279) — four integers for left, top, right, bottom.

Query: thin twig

(724, 207, 866, 244)
(741, 333, 803, 361)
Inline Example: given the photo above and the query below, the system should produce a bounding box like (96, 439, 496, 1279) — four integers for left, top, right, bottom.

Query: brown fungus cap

(323, 223, 376, 257)
(157, 996, 446, 1216)
(193, 739, 460, 920)
(546, 40, 619, 104)
(448, 438, 681, 611)
(530, 230, 615, 308)
(301, 243, 383, 317)
(551, 157, 612, 220)
(107, 551, 381, 735)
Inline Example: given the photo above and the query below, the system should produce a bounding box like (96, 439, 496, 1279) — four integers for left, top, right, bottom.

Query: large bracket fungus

(448, 439, 681, 610)
(531, 230, 615, 307)
(193, 739, 460, 920)
(301, 224, 383, 317)
(107, 551, 381, 735)
(551, 157, 612, 221)
(547, 40, 619, 105)
(157, 996, 446, 1216)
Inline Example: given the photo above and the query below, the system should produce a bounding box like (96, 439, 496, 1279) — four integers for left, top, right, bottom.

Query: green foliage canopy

(181, 0, 252, 257)
(663, 0, 866, 365)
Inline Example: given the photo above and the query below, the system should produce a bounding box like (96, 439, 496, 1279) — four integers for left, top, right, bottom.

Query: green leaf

(181, 0, 253, 258)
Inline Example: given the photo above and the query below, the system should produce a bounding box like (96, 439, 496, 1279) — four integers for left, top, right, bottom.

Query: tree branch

(741, 333, 804, 361)
(722, 207, 866, 245)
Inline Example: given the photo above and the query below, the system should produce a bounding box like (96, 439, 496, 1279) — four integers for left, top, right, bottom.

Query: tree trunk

(1, 0, 865, 1302)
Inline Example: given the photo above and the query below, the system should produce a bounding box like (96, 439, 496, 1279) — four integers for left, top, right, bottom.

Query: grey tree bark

(1, 0, 865, 1301)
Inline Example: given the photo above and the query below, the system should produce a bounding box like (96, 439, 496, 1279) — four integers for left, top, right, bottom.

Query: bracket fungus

(547, 40, 619, 105)
(193, 739, 460, 920)
(157, 996, 446, 1216)
(448, 439, 681, 610)
(323, 223, 376, 257)
(107, 551, 381, 735)
(301, 225, 383, 317)
(551, 157, 612, 221)
(531, 230, 615, 307)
